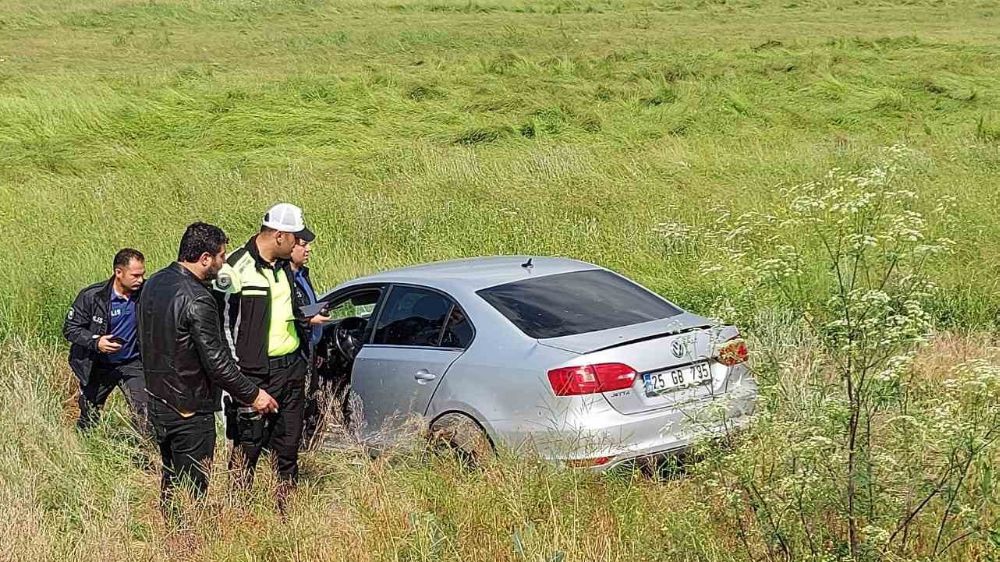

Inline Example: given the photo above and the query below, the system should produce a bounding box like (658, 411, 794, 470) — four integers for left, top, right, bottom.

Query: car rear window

(476, 269, 683, 339)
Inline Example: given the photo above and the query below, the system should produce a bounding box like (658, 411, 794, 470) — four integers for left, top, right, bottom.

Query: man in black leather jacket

(139, 222, 277, 511)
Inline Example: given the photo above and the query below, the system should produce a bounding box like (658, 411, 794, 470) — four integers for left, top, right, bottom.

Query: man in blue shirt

(290, 238, 326, 351)
(63, 248, 149, 434)
(289, 236, 332, 448)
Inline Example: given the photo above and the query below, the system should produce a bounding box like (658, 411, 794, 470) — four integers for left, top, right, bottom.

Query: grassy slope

(2, 0, 999, 339)
(1, 1, 999, 560)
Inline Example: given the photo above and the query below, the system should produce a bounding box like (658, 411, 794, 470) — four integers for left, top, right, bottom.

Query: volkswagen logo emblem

(671, 340, 687, 358)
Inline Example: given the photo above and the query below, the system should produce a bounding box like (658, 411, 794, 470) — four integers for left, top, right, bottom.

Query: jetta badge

(671, 340, 686, 358)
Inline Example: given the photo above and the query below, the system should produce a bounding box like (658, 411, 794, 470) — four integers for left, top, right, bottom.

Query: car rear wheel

(429, 413, 494, 467)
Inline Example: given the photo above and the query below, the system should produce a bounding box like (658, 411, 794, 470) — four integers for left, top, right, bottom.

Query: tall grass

(2, 329, 996, 559)
(0, 336, 727, 561)
(2, 0, 1000, 559)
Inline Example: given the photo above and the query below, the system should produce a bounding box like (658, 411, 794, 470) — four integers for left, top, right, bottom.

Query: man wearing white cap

(216, 203, 316, 505)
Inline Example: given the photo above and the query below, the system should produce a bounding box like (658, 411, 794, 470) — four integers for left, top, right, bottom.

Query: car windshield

(476, 269, 683, 339)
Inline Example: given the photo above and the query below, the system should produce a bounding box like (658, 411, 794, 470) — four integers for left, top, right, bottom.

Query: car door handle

(414, 370, 437, 384)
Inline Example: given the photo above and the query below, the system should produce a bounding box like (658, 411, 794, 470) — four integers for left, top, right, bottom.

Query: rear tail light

(715, 338, 749, 366)
(547, 363, 637, 396)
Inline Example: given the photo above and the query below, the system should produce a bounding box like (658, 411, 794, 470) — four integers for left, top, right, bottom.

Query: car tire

(429, 413, 494, 467)
(341, 386, 364, 443)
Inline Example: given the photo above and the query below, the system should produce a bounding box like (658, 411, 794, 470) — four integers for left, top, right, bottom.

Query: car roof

(340, 255, 600, 293)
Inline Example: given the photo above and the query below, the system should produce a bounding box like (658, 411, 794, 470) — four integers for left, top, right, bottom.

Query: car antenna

(521, 257, 533, 269)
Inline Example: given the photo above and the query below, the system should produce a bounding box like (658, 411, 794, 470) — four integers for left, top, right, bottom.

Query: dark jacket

(291, 265, 323, 356)
(291, 266, 314, 312)
(139, 262, 259, 413)
(63, 277, 141, 385)
(217, 237, 310, 377)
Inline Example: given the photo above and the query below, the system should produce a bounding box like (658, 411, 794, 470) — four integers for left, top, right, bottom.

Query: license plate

(642, 362, 712, 396)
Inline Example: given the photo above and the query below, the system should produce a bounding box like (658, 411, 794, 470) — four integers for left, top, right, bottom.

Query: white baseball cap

(262, 203, 315, 242)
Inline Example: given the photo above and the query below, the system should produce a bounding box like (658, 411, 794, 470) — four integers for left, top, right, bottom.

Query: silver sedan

(308, 256, 757, 470)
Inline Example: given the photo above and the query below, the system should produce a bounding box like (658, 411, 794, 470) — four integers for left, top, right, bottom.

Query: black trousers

(78, 359, 149, 435)
(230, 353, 306, 485)
(149, 399, 216, 510)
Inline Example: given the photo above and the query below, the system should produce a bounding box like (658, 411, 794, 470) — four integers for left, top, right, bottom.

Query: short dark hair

(113, 248, 144, 270)
(178, 222, 229, 263)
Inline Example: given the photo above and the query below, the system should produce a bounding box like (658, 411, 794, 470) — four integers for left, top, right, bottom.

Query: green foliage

(693, 151, 1000, 560)
(3, 0, 1000, 342)
(1, 0, 1000, 560)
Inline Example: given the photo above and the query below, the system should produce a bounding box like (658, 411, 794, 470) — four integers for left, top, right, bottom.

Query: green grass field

(1, 1, 999, 560)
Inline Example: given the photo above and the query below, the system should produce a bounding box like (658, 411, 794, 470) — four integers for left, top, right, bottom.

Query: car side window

(440, 306, 473, 349)
(373, 286, 459, 347)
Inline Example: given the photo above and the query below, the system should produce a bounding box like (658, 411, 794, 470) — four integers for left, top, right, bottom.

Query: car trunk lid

(538, 313, 711, 354)
(539, 315, 739, 415)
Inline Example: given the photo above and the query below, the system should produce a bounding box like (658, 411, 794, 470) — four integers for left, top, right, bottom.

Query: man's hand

(251, 389, 279, 414)
(96, 335, 123, 354)
(309, 313, 332, 326)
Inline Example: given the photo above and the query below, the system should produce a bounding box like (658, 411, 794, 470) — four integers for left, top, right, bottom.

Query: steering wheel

(333, 316, 368, 361)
